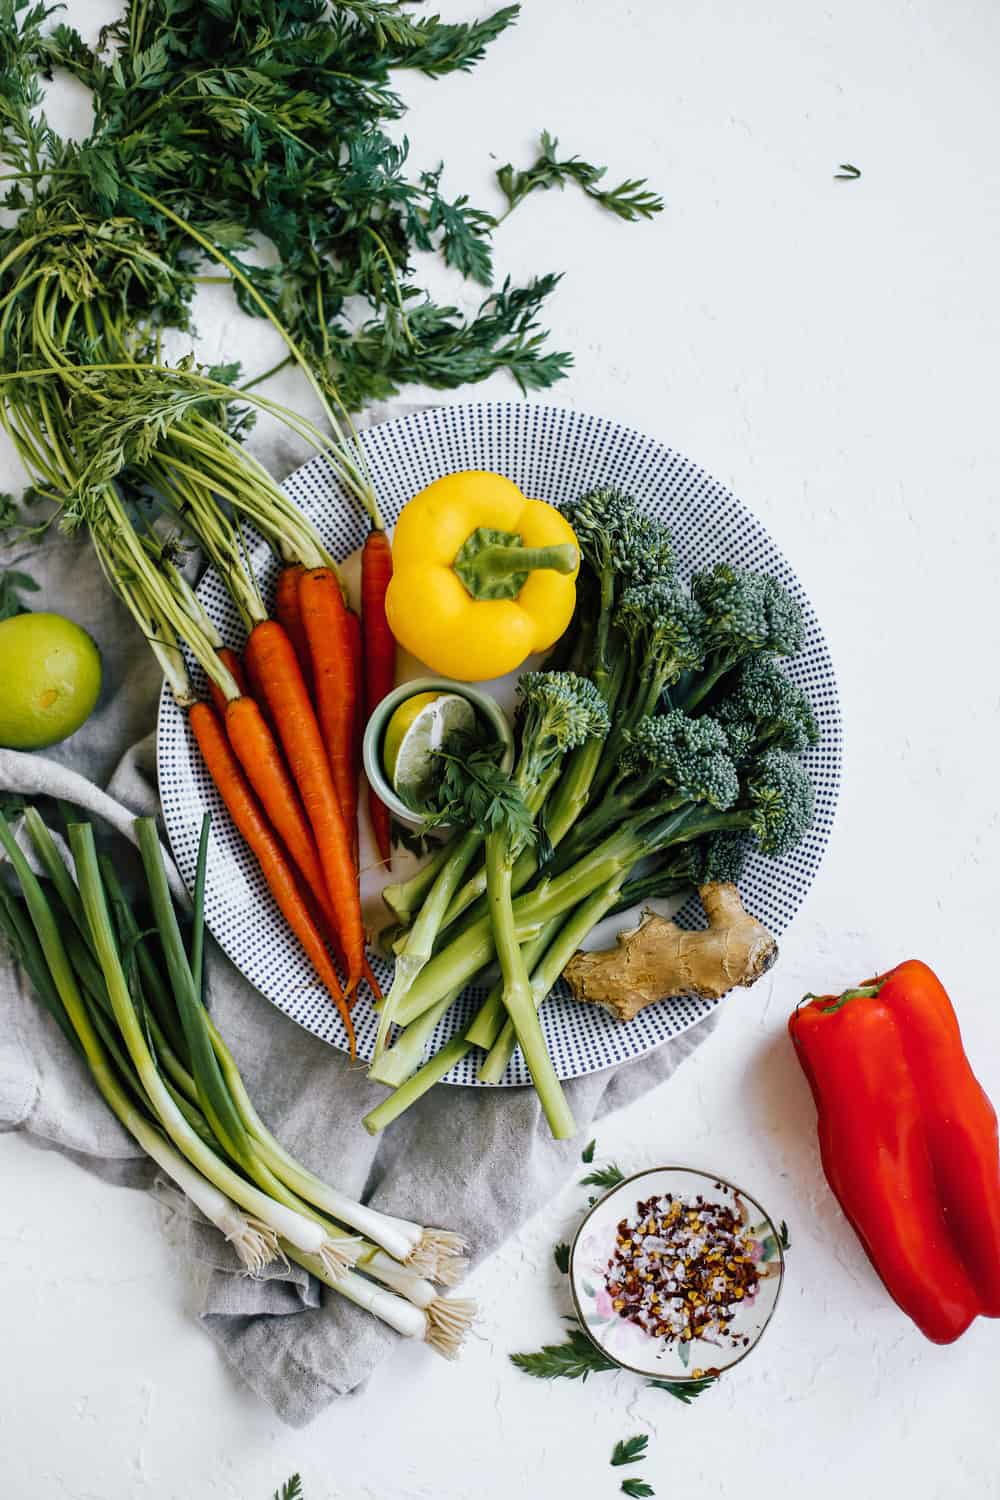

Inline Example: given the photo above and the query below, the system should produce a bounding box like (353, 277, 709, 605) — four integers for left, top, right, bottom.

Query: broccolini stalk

(432, 760, 563, 932)
(394, 750, 814, 1031)
(482, 673, 608, 1137)
(382, 839, 456, 925)
(485, 839, 574, 1136)
(587, 578, 705, 799)
(552, 710, 739, 872)
(373, 829, 483, 1060)
(368, 984, 465, 1089)
(478, 873, 627, 1084)
(364, 923, 563, 1131)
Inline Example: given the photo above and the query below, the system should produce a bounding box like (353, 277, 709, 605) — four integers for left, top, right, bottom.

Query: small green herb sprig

(424, 741, 535, 847)
(834, 162, 861, 180)
(511, 1318, 717, 1404)
(390, 819, 445, 859)
(611, 1435, 649, 1467)
(273, 1475, 302, 1500)
(553, 1242, 571, 1274)
(581, 1160, 626, 1203)
(0, 569, 39, 622)
(510, 1323, 618, 1381)
(497, 131, 664, 223)
(620, 1481, 655, 1499)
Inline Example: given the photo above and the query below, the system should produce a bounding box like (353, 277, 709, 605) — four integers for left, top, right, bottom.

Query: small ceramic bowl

(570, 1166, 785, 1382)
(362, 676, 515, 828)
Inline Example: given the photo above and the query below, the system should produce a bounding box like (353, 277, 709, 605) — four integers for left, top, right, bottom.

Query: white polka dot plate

(156, 401, 841, 1084)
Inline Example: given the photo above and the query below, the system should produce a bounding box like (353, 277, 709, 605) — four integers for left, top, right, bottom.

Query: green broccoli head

(615, 578, 705, 685)
(562, 488, 674, 587)
(691, 563, 804, 671)
(622, 710, 740, 810)
(682, 831, 752, 887)
(516, 670, 610, 787)
(715, 657, 819, 759)
(742, 748, 814, 857)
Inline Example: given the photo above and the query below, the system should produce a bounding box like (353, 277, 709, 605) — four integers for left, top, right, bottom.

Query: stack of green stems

(364, 727, 706, 1132)
(0, 808, 474, 1353)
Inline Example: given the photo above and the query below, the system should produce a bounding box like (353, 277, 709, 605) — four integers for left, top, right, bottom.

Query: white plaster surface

(2, 1, 1000, 1496)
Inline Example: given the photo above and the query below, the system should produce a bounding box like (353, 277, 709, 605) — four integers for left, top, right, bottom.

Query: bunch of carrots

(0, 182, 402, 1034)
(5, 355, 400, 1051)
(192, 532, 397, 1054)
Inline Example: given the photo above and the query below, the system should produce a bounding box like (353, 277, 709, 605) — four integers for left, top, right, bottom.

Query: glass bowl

(570, 1166, 785, 1381)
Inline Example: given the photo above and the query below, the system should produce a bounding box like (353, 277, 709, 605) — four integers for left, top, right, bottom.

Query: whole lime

(0, 612, 102, 750)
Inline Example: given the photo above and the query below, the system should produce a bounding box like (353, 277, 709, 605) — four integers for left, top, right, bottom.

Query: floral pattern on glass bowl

(570, 1166, 785, 1381)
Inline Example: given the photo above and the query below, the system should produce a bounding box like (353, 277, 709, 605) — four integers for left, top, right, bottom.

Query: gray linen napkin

(0, 454, 718, 1426)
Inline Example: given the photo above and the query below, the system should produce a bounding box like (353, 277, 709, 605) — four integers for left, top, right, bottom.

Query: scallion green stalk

(66, 822, 336, 1262)
(0, 817, 278, 1272)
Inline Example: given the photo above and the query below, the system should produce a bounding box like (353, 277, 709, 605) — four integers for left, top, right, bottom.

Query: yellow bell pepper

(385, 471, 579, 682)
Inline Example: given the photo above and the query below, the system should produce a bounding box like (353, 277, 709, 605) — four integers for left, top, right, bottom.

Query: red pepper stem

(815, 981, 885, 1014)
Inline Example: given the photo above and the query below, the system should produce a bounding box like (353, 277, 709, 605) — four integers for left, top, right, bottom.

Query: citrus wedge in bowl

(383, 690, 476, 807)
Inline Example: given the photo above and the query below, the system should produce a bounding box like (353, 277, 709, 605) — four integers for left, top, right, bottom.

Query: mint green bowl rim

(362, 677, 515, 828)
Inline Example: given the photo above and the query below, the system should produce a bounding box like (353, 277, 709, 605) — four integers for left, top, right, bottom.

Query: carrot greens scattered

(581, 1162, 626, 1192)
(0, 566, 38, 621)
(620, 1480, 655, 1498)
(273, 1477, 303, 1500)
(611, 1436, 649, 1467)
(496, 131, 665, 223)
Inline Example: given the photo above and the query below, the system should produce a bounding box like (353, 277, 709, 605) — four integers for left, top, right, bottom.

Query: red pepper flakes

(604, 1187, 760, 1350)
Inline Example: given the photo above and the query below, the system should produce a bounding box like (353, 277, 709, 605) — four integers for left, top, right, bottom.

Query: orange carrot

(275, 564, 313, 694)
(298, 567, 358, 860)
(362, 528, 395, 866)
(346, 608, 363, 864)
(245, 620, 364, 993)
(188, 701, 355, 1053)
(224, 695, 342, 937)
(208, 648, 248, 719)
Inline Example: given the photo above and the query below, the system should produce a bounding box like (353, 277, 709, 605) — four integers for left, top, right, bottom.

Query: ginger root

(563, 882, 778, 1022)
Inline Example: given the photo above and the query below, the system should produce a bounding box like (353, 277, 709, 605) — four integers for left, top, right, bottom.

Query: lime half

(383, 690, 476, 805)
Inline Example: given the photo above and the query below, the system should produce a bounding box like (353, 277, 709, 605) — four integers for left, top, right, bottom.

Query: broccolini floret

(516, 670, 610, 787)
(682, 830, 753, 887)
(615, 577, 705, 711)
(683, 563, 804, 709)
(562, 487, 672, 585)
(621, 710, 740, 811)
(740, 748, 815, 856)
(714, 657, 819, 760)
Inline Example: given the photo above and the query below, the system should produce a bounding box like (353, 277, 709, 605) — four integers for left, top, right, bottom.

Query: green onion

(191, 812, 210, 1001)
(0, 815, 277, 1271)
(68, 821, 336, 1262)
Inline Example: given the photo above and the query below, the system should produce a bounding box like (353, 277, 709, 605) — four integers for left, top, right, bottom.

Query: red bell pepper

(789, 959, 1000, 1344)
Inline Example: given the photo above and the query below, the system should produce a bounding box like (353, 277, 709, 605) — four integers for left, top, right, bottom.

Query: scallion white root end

(318, 1236, 363, 1278)
(425, 1297, 477, 1359)
(228, 1215, 281, 1275)
(406, 1228, 470, 1285)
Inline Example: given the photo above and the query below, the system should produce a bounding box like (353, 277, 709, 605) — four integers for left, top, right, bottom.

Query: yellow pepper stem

(452, 526, 578, 601)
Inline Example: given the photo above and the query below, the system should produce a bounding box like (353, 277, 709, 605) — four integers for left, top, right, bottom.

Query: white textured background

(3, 2, 1000, 1496)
